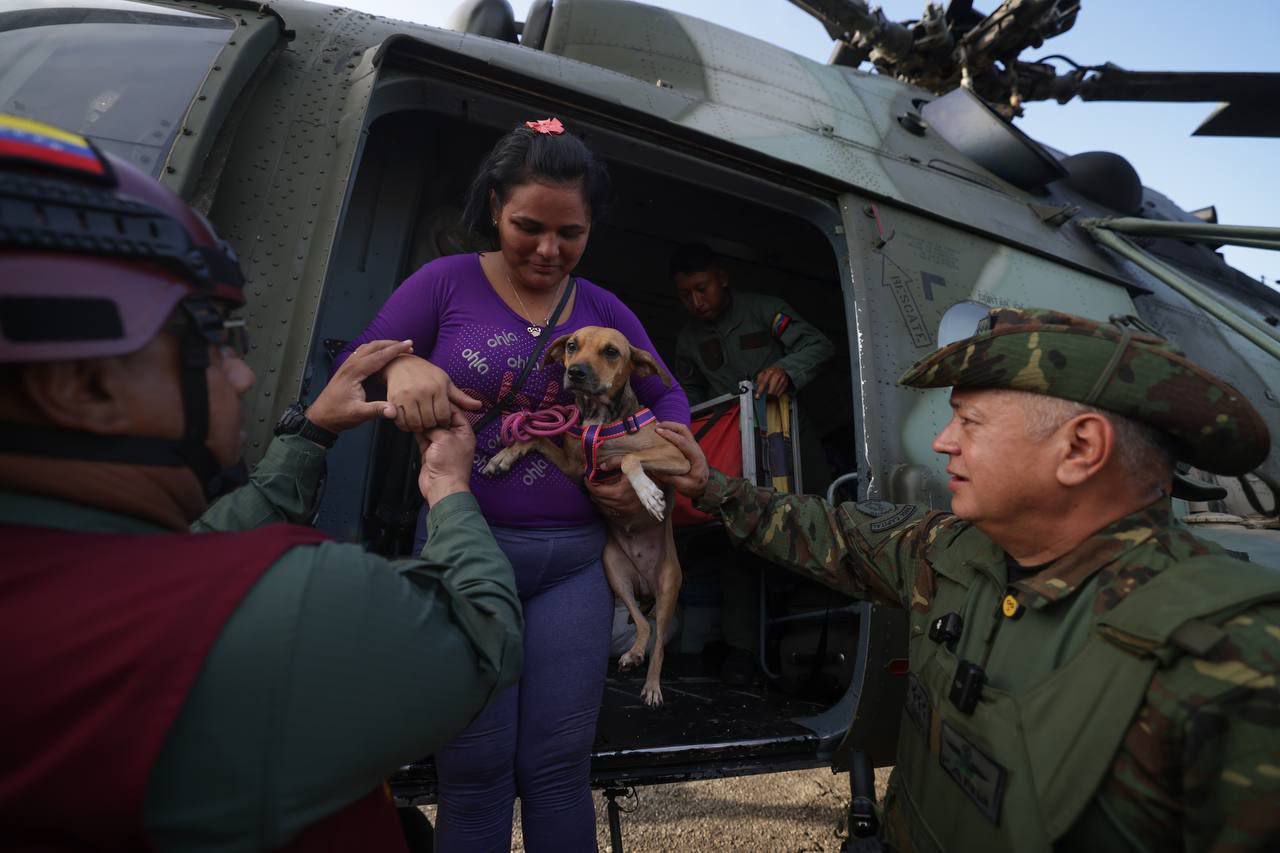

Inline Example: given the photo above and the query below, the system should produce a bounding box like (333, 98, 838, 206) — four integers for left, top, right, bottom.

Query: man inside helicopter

(670, 242, 836, 685)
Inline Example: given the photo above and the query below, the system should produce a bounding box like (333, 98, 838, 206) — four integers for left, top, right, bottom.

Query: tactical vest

(881, 525, 1280, 853)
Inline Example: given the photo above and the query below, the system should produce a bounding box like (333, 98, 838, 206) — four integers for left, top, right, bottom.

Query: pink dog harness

(568, 408, 657, 483)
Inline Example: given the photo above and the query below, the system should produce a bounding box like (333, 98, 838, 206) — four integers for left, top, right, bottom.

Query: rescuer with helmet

(0, 115, 520, 850)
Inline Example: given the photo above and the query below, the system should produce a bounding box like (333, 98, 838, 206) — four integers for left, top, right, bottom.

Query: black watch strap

(297, 417, 338, 449)
(275, 401, 338, 449)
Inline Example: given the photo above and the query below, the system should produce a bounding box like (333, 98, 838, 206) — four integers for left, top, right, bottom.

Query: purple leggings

(424, 521, 612, 852)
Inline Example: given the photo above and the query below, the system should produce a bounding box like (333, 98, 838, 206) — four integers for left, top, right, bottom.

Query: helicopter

(3, 0, 1277, 845)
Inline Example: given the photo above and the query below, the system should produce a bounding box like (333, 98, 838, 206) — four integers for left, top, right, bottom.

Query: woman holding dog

(336, 120, 689, 851)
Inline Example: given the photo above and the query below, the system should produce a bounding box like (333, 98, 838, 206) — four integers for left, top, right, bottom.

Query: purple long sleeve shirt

(337, 253, 690, 529)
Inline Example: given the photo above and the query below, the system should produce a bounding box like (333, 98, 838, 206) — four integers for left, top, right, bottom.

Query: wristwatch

(273, 401, 338, 449)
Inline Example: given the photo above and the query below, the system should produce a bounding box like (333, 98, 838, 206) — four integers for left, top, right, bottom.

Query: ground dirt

(421, 767, 891, 852)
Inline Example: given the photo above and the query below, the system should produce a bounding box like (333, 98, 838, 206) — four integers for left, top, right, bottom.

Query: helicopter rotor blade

(786, 0, 915, 62)
(1074, 68, 1280, 103)
(1042, 66, 1280, 137)
(786, 0, 853, 42)
(1192, 102, 1278, 138)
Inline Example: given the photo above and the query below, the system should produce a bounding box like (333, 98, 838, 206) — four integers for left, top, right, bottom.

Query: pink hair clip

(525, 118, 565, 135)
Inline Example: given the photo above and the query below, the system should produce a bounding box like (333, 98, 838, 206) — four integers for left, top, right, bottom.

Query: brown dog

(481, 326, 690, 706)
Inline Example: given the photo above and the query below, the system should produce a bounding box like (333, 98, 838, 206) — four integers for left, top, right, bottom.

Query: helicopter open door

(292, 32, 908, 802)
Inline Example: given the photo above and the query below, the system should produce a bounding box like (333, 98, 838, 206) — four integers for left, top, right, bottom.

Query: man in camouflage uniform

(643, 307, 1279, 851)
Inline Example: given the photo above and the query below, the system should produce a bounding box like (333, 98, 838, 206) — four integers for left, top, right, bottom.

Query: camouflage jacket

(696, 469, 1280, 851)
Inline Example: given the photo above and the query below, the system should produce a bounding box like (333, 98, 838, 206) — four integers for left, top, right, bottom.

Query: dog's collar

(569, 408, 657, 484)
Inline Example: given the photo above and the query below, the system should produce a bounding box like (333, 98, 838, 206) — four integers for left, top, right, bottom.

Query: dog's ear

(630, 347, 672, 387)
(544, 333, 573, 366)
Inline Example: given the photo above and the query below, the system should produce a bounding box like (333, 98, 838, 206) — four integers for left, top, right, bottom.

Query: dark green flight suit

(0, 433, 522, 853)
(695, 471, 1280, 852)
(674, 290, 834, 406)
(675, 290, 835, 658)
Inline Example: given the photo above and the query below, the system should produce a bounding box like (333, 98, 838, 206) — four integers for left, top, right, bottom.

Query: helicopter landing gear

(602, 786, 637, 852)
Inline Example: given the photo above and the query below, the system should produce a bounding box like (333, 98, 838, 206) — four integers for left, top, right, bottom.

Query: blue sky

(345, 0, 1279, 287)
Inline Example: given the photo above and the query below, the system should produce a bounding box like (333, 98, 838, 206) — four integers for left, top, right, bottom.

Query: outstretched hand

(416, 409, 476, 506)
(584, 472, 644, 519)
(653, 421, 710, 498)
(595, 421, 710, 499)
(307, 339, 414, 433)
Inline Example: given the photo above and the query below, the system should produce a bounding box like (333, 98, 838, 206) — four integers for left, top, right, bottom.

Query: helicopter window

(0, 0, 233, 176)
(936, 300, 991, 348)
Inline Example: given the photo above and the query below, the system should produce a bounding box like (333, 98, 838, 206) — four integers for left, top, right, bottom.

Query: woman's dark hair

(461, 123, 612, 244)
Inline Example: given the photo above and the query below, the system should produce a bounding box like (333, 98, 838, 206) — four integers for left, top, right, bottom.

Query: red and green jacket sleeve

(145, 438, 522, 850)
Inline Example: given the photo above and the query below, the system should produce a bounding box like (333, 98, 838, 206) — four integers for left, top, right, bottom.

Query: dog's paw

(482, 446, 521, 477)
(641, 681, 663, 707)
(629, 470, 666, 521)
(618, 648, 646, 671)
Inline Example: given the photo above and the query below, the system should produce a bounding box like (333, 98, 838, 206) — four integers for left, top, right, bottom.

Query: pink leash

(500, 404, 580, 445)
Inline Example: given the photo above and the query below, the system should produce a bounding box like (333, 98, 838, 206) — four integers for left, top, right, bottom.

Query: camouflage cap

(899, 307, 1271, 476)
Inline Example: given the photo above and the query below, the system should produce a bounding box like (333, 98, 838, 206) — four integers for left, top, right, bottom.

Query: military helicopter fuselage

(5, 0, 1276, 808)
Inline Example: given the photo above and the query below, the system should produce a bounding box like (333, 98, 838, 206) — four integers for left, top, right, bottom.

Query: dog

(481, 326, 690, 706)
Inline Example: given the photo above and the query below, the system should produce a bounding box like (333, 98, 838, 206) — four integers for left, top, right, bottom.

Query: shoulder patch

(854, 500, 896, 517)
(771, 312, 792, 338)
(870, 504, 917, 532)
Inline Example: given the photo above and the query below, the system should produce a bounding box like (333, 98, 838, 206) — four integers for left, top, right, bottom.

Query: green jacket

(696, 469, 1280, 852)
(674, 290, 834, 406)
(0, 434, 522, 852)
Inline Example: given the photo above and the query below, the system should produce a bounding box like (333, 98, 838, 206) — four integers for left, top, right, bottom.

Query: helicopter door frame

(144, 0, 286, 200)
(310, 39, 908, 784)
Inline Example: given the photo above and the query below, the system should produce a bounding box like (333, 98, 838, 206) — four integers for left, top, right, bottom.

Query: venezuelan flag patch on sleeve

(0, 114, 109, 181)
(771, 311, 792, 338)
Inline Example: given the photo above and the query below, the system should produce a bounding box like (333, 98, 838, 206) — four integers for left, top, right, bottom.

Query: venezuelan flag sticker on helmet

(0, 114, 111, 182)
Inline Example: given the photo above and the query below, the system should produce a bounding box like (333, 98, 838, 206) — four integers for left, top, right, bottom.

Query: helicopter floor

(392, 653, 829, 805)
(590, 652, 828, 787)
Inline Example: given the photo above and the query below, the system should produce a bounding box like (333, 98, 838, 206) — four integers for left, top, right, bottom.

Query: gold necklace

(505, 265, 565, 338)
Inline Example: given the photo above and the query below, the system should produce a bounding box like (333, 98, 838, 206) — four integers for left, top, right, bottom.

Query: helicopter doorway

(310, 103, 876, 798)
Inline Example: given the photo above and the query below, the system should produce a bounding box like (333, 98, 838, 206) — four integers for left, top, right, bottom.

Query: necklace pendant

(528, 326, 542, 337)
